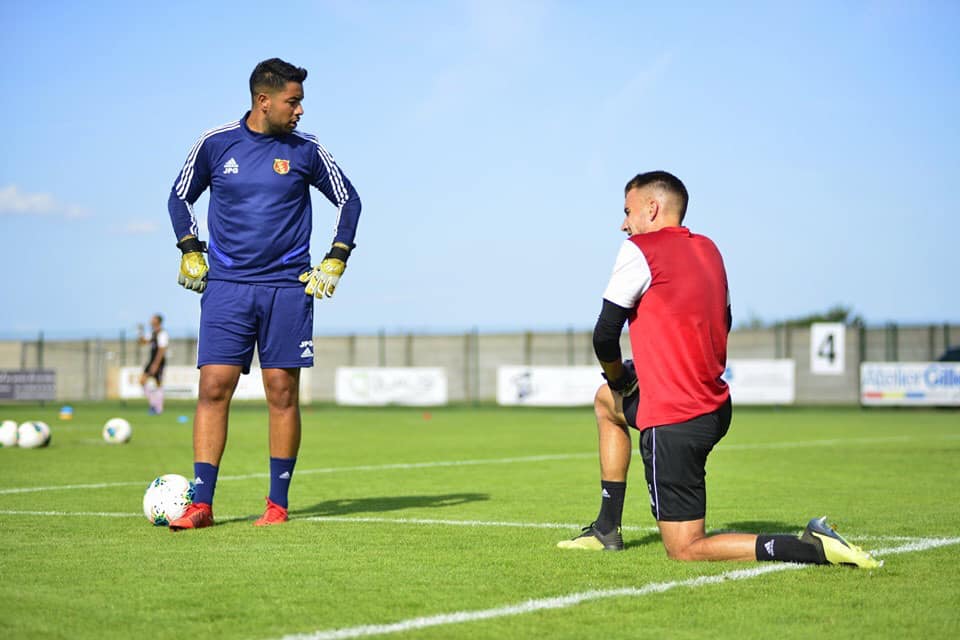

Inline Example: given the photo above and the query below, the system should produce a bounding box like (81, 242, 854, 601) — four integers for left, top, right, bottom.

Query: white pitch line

(296, 517, 941, 543)
(718, 435, 915, 450)
(0, 453, 592, 495)
(0, 433, 954, 496)
(0, 510, 143, 518)
(0, 510, 939, 546)
(0, 480, 152, 495)
(0, 510, 656, 532)
(869, 537, 960, 556)
(280, 565, 805, 640)
(300, 515, 659, 532)
(276, 537, 960, 640)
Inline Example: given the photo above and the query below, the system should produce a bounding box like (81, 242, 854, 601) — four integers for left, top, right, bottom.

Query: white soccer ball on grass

(143, 474, 195, 526)
(17, 421, 51, 448)
(103, 417, 132, 444)
(0, 420, 18, 447)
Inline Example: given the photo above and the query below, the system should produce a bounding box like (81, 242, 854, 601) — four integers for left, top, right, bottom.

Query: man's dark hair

(249, 58, 308, 98)
(624, 171, 689, 222)
(153, 313, 163, 325)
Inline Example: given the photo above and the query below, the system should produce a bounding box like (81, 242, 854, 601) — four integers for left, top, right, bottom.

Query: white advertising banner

(860, 362, 960, 406)
(497, 362, 795, 407)
(810, 322, 846, 375)
(119, 366, 198, 399)
(117, 366, 312, 403)
(722, 359, 795, 405)
(497, 366, 603, 406)
(335, 367, 448, 406)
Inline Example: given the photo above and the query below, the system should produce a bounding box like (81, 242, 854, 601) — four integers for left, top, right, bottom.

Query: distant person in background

(138, 314, 168, 415)
(165, 57, 362, 530)
(558, 170, 880, 569)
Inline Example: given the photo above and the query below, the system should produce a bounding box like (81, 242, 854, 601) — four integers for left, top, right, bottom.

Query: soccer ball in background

(17, 421, 51, 449)
(0, 420, 18, 447)
(143, 474, 195, 526)
(103, 417, 132, 444)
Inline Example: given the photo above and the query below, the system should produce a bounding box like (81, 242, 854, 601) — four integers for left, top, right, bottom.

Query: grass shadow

(715, 520, 803, 535)
(290, 493, 490, 517)
(624, 531, 662, 550)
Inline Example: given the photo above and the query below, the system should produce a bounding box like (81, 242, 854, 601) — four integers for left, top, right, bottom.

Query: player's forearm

(598, 359, 626, 385)
(168, 189, 198, 241)
(593, 299, 630, 367)
(332, 184, 361, 248)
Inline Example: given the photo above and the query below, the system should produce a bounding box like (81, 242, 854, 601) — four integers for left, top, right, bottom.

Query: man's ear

(648, 199, 660, 222)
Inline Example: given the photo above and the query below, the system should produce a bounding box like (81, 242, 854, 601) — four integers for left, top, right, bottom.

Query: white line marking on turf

(0, 480, 148, 495)
(278, 565, 808, 640)
(299, 516, 659, 532)
(0, 510, 142, 518)
(718, 435, 915, 450)
(275, 537, 960, 640)
(0, 510, 939, 547)
(297, 517, 934, 543)
(869, 537, 960, 556)
(0, 453, 592, 495)
(0, 434, 953, 496)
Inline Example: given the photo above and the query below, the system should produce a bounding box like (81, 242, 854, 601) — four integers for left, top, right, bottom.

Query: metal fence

(2, 323, 956, 404)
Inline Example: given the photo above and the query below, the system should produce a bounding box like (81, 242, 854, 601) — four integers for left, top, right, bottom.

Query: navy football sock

(193, 462, 219, 506)
(595, 480, 627, 534)
(268, 457, 297, 509)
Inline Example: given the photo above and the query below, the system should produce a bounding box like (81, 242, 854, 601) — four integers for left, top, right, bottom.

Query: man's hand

(299, 242, 352, 299)
(603, 360, 638, 397)
(177, 236, 208, 293)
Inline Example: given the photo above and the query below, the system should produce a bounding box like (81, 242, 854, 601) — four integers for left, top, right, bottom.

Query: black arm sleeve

(592, 299, 631, 362)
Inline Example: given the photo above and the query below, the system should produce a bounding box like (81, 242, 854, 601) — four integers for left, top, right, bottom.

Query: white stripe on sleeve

(602, 240, 652, 309)
(293, 131, 349, 205)
(186, 201, 198, 237)
(175, 121, 240, 199)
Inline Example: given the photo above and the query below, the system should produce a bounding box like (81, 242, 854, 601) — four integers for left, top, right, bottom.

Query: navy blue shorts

(198, 281, 314, 373)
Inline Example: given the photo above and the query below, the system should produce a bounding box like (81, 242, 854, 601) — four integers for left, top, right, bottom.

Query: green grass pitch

(1, 402, 958, 639)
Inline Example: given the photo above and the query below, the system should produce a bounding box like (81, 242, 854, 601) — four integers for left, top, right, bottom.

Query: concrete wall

(2, 324, 957, 404)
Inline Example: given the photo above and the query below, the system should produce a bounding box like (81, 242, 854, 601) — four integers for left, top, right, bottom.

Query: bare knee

(665, 544, 698, 561)
(594, 385, 616, 422)
(659, 524, 708, 561)
(198, 370, 239, 405)
(263, 371, 299, 411)
(266, 385, 297, 411)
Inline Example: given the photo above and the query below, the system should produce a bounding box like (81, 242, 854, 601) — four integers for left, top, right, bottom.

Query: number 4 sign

(810, 322, 845, 375)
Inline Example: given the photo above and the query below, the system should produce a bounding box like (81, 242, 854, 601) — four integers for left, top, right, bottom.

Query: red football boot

(254, 497, 289, 527)
(169, 503, 214, 531)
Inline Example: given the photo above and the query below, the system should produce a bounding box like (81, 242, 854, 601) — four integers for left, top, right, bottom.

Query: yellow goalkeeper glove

(299, 242, 352, 299)
(176, 236, 208, 293)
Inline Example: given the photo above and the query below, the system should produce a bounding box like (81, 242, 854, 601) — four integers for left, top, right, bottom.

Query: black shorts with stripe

(625, 396, 732, 522)
(144, 360, 166, 385)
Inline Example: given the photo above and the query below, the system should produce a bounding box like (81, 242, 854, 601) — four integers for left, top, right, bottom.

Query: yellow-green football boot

(801, 516, 882, 568)
(557, 522, 624, 551)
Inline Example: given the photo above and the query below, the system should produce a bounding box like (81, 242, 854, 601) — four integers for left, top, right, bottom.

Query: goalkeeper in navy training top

(165, 57, 361, 530)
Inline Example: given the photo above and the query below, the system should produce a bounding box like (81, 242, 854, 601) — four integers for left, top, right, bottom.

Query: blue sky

(1, 1, 958, 338)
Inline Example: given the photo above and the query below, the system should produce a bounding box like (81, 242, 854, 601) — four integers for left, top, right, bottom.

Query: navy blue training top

(167, 113, 361, 285)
